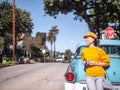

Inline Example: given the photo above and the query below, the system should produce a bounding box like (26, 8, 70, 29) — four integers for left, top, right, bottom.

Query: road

(0, 63, 68, 90)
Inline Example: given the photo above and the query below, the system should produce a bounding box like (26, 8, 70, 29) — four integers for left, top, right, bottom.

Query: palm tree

(47, 25, 59, 58)
(52, 26, 59, 58)
(47, 32, 54, 58)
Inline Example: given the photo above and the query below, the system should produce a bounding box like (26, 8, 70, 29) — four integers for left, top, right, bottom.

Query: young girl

(81, 32, 110, 90)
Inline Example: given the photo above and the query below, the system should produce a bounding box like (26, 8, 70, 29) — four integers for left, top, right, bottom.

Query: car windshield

(74, 46, 86, 59)
(74, 45, 120, 58)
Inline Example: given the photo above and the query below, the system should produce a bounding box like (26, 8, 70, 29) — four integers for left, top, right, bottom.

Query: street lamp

(42, 49, 46, 63)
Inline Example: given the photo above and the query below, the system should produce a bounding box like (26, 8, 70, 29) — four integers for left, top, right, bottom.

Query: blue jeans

(86, 76, 104, 90)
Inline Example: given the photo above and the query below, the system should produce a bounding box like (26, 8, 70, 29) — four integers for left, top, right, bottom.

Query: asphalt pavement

(0, 63, 68, 90)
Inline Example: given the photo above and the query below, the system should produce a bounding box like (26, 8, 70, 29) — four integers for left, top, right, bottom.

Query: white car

(56, 57, 64, 62)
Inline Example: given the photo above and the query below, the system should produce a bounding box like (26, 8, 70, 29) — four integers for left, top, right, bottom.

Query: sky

(2, 0, 89, 53)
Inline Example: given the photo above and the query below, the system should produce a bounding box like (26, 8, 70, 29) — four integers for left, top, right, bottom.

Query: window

(100, 45, 120, 57)
(74, 46, 86, 59)
(74, 45, 120, 58)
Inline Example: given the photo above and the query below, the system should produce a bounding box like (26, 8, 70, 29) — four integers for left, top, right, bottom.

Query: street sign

(108, 23, 119, 26)
(105, 27, 115, 39)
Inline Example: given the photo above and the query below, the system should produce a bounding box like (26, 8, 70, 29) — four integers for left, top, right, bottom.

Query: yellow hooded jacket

(81, 47, 110, 76)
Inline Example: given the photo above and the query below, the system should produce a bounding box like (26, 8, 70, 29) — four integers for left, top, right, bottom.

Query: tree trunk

(0, 47, 3, 63)
(53, 41, 56, 58)
(87, 22, 94, 32)
(83, 9, 94, 32)
(0, 54, 2, 63)
(50, 42, 53, 58)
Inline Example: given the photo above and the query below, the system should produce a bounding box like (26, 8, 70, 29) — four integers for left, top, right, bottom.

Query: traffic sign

(105, 27, 115, 38)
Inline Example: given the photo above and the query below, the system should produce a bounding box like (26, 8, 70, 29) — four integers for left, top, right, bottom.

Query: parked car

(56, 57, 64, 62)
(65, 39, 120, 90)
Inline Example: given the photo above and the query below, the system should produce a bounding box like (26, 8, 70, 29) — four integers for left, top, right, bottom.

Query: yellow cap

(84, 32, 97, 39)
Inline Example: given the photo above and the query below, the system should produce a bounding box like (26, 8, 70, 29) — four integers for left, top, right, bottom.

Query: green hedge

(0, 61, 17, 68)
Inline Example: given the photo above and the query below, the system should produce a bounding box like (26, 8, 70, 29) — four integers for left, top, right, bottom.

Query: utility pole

(12, 0, 16, 61)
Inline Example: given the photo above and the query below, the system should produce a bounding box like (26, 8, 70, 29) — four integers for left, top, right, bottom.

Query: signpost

(104, 27, 115, 39)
